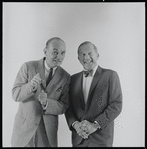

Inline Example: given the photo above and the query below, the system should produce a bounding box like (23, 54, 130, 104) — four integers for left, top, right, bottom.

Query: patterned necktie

(46, 68, 53, 86)
(83, 69, 93, 77)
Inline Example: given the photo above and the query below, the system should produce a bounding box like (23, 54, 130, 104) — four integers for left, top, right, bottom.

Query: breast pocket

(53, 87, 63, 100)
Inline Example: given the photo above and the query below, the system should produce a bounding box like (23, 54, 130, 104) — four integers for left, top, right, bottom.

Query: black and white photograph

(3, 2, 145, 147)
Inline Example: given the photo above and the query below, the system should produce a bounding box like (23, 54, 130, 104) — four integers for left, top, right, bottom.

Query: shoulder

(59, 66, 70, 78)
(21, 59, 40, 69)
(71, 71, 82, 78)
(100, 67, 120, 79)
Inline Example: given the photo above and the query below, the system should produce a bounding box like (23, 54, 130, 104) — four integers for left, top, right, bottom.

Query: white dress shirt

(42, 60, 57, 109)
(83, 65, 98, 103)
(44, 60, 57, 81)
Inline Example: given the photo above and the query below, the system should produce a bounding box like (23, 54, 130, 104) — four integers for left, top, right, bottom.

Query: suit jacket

(65, 66, 122, 147)
(11, 58, 70, 147)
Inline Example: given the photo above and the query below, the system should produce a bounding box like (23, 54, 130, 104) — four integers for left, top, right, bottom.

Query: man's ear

(97, 53, 99, 59)
(43, 48, 47, 55)
(78, 56, 80, 61)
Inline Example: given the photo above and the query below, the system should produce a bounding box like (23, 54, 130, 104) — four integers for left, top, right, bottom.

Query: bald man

(11, 37, 70, 147)
(65, 41, 122, 147)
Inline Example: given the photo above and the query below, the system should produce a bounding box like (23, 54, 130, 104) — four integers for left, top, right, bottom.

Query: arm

(44, 75, 71, 115)
(65, 87, 79, 131)
(12, 63, 35, 102)
(95, 71, 123, 129)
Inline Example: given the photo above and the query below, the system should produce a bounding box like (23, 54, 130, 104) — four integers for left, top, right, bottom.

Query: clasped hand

(74, 120, 97, 139)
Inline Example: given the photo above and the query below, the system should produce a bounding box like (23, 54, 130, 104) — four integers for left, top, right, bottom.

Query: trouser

(73, 139, 108, 147)
(25, 117, 50, 147)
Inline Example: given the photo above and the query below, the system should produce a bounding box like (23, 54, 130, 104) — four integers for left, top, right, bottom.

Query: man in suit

(11, 37, 70, 147)
(65, 41, 122, 147)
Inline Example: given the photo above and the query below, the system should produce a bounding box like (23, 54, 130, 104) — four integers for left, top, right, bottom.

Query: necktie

(46, 68, 53, 86)
(83, 69, 93, 77)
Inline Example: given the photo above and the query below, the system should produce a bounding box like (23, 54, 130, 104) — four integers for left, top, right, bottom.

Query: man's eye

(88, 52, 92, 55)
(61, 52, 65, 55)
(53, 51, 58, 55)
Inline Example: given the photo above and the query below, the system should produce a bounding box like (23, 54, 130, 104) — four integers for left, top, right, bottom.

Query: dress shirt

(72, 64, 101, 129)
(83, 64, 98, 103)
(44, 60, 57, 80)
(42, 60, 57, 110)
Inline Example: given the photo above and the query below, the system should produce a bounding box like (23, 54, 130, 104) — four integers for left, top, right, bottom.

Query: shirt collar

(92, 64, 98, 76)
(44, 60, 57, 72)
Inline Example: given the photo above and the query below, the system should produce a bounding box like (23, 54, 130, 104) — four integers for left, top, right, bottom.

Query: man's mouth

(84, 61, 93, 65)
(53, 59, 61, 63)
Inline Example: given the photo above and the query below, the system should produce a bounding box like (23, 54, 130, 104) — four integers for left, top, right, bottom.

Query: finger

(41, 101, 46, 105)
(36, 73, 40, 77)
(40, 91, 47, 98)
(81, 133, 88, 139)
(34, 76, 42, 84)
(31, 81, 38, 87)
(32, 78, 40, 84)
(41, 90, 45, 93)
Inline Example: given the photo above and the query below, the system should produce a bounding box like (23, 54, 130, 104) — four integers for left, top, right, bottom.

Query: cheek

(60, 55, 65, 60)
(78, 57, 83, 62)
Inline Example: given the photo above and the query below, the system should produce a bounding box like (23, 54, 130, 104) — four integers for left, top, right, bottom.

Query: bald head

(46, 37, 65, 48)
(78, 41, 98, 55)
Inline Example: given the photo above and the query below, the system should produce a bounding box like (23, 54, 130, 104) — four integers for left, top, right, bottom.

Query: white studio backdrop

(3, 2, 145, 147)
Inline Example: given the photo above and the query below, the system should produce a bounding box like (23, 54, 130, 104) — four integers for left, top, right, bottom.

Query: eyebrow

(53, 48, 66, 53)
(53, 48, 58, 51)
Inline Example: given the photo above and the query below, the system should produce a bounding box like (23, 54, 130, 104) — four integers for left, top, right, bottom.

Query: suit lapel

(35, 58, 46, 90)
(79, 72, 86, 107)
(73, 72, 85, 107)
(85, 66, 103, 110)
(45, 66, 62, 90)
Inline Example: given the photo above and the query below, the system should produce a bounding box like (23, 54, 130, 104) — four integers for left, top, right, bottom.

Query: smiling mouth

(53, 60, 61, 63)
(84, 61, 93, 65)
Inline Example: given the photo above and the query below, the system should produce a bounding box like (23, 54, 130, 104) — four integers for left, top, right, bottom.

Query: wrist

(42, 101, 48, 109)
(72, 121, 79, 130)
(93, 121, 101, 129)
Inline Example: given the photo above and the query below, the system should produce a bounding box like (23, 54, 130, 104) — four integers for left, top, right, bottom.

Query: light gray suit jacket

(11, 58, 70, 147)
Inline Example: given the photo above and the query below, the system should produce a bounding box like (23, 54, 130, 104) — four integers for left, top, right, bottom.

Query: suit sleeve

(95, 71, 122, 129)
(44, 75, 71, 115)
(65, 81, 78, 131)
(12, 63, 35, 102)
(65, 100, 78, 131)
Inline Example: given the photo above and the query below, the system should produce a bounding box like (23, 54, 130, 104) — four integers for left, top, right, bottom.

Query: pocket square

(56, 87, 63, 92)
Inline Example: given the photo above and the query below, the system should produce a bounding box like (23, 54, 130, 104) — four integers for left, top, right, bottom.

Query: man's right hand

(31, 73, 42, 91)
(73, 121, 88, 139)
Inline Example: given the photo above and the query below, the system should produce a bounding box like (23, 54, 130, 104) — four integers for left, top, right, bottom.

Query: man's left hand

(38, 90, 47, 106)
(81, 120, 97, 136)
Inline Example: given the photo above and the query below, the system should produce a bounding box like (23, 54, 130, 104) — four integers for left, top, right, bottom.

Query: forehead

(78, 43, 95, 53)
(48, 40, 66, 51)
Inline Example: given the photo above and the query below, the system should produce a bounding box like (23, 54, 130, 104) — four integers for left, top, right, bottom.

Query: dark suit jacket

(11, 58, 70, 147)
(65, 66, 122, 147)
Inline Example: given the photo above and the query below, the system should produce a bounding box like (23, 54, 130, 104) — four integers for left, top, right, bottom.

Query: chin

(54, 63, 61, 67)
(83, 66, 91, 70)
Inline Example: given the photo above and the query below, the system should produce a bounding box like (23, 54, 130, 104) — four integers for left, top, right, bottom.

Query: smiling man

(65, 41, 122, 147)
(11, 37, 70, 147)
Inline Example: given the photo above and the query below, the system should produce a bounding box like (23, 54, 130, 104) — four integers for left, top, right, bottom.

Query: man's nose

(56, 53, 63, 60)
(84, 54, 90, 60)
(55, 54, 60, 59)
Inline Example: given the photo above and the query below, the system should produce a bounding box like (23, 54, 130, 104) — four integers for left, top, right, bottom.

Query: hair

(77, 41, 98, 54)
(45, 37, 65, 48)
